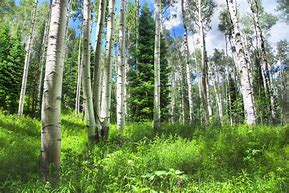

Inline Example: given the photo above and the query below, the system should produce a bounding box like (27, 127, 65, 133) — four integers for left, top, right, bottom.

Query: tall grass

(0, 111, 288, 192)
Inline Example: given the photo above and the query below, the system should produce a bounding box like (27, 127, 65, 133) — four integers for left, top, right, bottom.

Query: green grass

(0, 111, 289, 192)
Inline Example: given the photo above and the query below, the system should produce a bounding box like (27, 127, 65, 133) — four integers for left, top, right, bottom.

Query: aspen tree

(37, 3, 51, 115)
(116, 0, 126, 130)
(249, 0, 276, 123)
(75, 33, 82, 114)
(93, 0, 107, 117)
(18, 0, 39, 117)
(226, 0, 257, 124)
(100, 0, 115, 139)
(181, 0, 194, 123)
(153, 0, 161, 129)
(40, 0, 68, 181)
(82, 0, 97, 140)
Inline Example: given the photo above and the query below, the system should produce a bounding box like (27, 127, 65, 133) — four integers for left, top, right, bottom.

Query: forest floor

(0, 111, 289, 192)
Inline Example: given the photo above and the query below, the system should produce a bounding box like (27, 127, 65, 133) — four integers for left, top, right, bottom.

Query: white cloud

(269, 22, 289, 48)
(162, 0, 183, 30)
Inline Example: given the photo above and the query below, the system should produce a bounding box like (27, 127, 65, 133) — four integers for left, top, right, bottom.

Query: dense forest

(0, 0, 289, 192)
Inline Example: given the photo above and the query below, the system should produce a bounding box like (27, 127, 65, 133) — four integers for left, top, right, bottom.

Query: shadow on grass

(0, 129, 40, 184)
(61, 119, 86, 135)
(0, 118, 39, 138)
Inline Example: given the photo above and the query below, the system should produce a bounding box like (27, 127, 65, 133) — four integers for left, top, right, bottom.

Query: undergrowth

(0, 111, 288, 192)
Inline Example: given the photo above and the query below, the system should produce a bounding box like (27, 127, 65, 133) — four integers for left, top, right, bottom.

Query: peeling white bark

(227, 0, 257, 125)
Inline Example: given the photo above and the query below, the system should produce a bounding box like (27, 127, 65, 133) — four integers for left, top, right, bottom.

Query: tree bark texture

(40, 0, 68, 181)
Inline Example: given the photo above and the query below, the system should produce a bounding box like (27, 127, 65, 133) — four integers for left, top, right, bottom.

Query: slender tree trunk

(37, 7, 51, 116)
(181, 0, 194, 123)
(213, 68, 224, 125)
(225, 35, 233, 125)
(169, 58, 176, 124)
(176, 51, 185, 124)
(116, 0, 126, 130)
(100, 0, 115, 139)
(93, 0, 107, 119)
(153, 0, 161, 129)
(18, 0, 39, 117)
(82, 0, 97, 141)
(198, 0, 211, 123)
(135, 0, 140, 70)
(40, 0, 68, 182)
(75, 34, 82, 114)
(227, 0, 257, 125)
(249, 0, 276, 123)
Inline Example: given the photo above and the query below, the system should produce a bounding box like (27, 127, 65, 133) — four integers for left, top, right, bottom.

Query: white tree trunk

(135, 0, 140, 68)
(40, 0, 68, 181)
(198, 0, 212, 123)
(182, 0, 194, 123)
(75, 34, 82, 114)
(213, 69, 224, 125)
(116, 0, 126, 130)
(153, 0, 161, 129)
(37, 8, 51, 115)
(284, 70, 289, 124)
(18, 0, 39, 117)
(93, 0, 107, 117)
(227, 0, 257, 125)
(100, 0, 115, 139)
(249, 0, 276, 122)
(82, 0, 96, 140)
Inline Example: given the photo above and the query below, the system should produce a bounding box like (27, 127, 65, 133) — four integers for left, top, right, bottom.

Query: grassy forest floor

(0, 111, 289, 192)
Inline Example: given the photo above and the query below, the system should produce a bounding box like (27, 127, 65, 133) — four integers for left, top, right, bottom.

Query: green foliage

(128, 4, 170, 122)
(0, 111, 289, 192)
(0, 24, 25, 113)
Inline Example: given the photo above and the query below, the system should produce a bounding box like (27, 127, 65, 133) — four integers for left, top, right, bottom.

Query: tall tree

(226, 0, 257, 125)
(40, 0, 68, 181)
(82, 0, 97, 141)
(153, 0, 161, 129)
(276, 40, 289, 124)
(116, 0, 126, 130)
(93, 0, 106, 118)
(181, 0, 194, 123)
(187, 0, 215, 123)
(100, 0, 115, 139)
(75, 33, 82, 114)
(18, 0, 39, 117)
(249, 0, 276, 123)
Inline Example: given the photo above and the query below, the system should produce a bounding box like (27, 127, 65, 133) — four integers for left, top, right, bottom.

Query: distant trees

(18, 0, 38, 117)
(277, 0, 289, 22)
(0, 25, 25, 113)
(187, 0, 216, 123)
